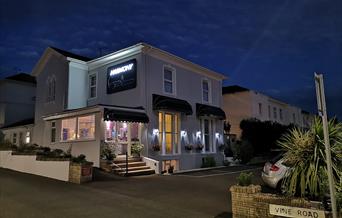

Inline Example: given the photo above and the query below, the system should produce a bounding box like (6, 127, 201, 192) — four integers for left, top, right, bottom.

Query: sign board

(107, 59, 137, 94)
(269, 204, 325, 218)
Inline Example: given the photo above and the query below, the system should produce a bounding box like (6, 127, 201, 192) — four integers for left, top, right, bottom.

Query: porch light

(196, 131, 201, 138)
(153, 129, 159, 135)
(181, 130, 187, 137)
(215, 133, 220, 139)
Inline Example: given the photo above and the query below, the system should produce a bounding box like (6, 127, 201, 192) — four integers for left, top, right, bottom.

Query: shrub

(237, 172, 253, 186)
(201, 156, 216, 168)
(100, 142, 115, 161)
(72, 154, 89, 164)
(0, 140, 15, 151)
(278, 117, 342, 199)
(231, 140, 254, 164)
(131, 143, 144, 155)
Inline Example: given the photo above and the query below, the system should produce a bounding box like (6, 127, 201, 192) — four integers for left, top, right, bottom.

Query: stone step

(113, 165, 151, 172)
(118, 169, 155, 176)
(114, 161, 146, 168)
(113, 157, 142, 164)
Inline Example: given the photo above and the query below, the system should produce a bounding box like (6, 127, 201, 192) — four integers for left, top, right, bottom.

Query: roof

(0, 118, 34, 129)
(222, 85, 249, 94)
(50, 47, 92, 62)
(5, 73, 36, 84)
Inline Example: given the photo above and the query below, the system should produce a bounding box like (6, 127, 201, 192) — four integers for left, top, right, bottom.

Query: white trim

(162, 65, 177, 96)
(43, 107, 100, 121)
(88, 72, 98, 100)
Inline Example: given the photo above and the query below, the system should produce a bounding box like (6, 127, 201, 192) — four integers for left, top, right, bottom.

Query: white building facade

(222, 85, 313, 138)
(31, 43, 226, 172)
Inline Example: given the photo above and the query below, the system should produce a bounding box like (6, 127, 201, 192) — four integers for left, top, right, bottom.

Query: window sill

(60, 138, 96, 143)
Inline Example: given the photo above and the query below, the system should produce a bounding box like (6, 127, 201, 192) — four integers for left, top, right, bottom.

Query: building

(30, 43, 226, 172)
(0, 73, 36, 144)
(222, 85, 313, 138)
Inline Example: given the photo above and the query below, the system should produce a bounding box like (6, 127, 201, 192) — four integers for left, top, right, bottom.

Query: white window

(89, 73, 97, 99)
(258, 103, 262, 116)
(25, 131, 30, 144)
(200, 118, 215, 153)
(19, 132, 23, 144)
(78, 115, 95, 140)
(273, 107, 277, 119)
(279, 109, 283, 120)
(61, 115, 96, 141)
(47, 76, 56, 102)
(158, 111, 180, 155)
(202, 79, 211, 103)
(51, 121, 56, 143)
(268, 105, 271, 118)
(12, 133, 17, 144)
(163, 66, 176, 95)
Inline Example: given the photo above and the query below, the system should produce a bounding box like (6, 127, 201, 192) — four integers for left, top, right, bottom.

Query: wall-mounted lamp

(215, 133, 220, 139)
(153, 129, 159, 136)
(196, 131, 201, 138)
(181, 130, 187, 137)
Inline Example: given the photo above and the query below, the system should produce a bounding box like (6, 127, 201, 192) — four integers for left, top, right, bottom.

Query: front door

(105, 121, 141, 157)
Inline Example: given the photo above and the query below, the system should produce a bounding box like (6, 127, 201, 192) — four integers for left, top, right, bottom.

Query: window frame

(46, 76, 56, 103)
(88, 72, 97, 99)
(60, 114, 96, 142)
(202, 79, 212, 104)
(158, 111, 181, 155)
(25, 131, 31, 144)
(258, 103, 262, 116)
(163, 65, 176, 96)
(200, 117, 216, 153)
(273, 107, 277, 119)
(51, 121, 56, 143)
(12, 132, 17, 144)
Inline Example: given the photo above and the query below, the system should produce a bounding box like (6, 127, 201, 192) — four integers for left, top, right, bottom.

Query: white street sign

(269, 204, 325, 218)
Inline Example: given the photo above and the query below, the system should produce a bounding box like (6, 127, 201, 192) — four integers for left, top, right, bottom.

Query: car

(261, 153, 290, 190)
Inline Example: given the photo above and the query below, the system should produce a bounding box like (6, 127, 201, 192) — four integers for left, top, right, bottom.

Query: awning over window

(104, 107, 149, 123)
(196, 103, 226, 120)
(152, 94, 193, 115)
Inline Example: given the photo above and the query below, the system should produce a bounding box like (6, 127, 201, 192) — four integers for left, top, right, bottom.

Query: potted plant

(152, 144, 160, 152)
(69, 154, 93, 184)
(168, 165, 174, 174)
(100, 142, 115, 172)
(184, 144, 193, 152)
(131, 143, 144, 157)
(196, 143, 204, 152)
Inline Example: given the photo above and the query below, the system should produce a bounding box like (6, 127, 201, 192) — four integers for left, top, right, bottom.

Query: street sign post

(314, 73, 337, 218)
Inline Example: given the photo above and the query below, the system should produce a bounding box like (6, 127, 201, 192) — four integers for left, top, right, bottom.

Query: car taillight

(270, 164, 279, 171)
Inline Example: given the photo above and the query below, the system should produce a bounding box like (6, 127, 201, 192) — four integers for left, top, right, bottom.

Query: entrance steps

(112, 157, 155, 176)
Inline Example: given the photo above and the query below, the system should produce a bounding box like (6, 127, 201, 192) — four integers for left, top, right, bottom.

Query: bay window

(158, 111, 180, 155)
(61, 114, 95, 141)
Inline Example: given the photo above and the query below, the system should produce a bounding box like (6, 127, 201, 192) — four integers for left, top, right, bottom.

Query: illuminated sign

(107, 59, 137, 94)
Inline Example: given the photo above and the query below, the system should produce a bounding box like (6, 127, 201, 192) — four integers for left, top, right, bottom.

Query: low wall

(142, 156, 159, 174)
(0, 151, 70, 181)
(230, 185, 331, 218)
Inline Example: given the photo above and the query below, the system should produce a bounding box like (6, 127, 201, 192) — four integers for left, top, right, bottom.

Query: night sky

(1, 0, 341, 119)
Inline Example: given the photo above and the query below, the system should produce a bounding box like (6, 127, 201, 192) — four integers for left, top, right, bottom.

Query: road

(0, 165, 263, 218)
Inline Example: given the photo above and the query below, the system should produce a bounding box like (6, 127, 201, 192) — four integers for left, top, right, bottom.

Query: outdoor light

(196, 131, 201, 138)
(181, 130, 187, 137)
(153, 129, 159, 135)
(215, 133, 220, 139)
(105, 121, 111, 130)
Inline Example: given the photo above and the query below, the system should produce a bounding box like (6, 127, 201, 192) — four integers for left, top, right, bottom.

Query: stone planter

(69, 162, 93, 184)
(100, 159, 113, 172)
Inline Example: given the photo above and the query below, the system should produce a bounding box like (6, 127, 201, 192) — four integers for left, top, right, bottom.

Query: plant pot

(132, 153, 140, 158)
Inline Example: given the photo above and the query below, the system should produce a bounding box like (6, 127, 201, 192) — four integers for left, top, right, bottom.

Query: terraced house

(29, 43, 226, 174)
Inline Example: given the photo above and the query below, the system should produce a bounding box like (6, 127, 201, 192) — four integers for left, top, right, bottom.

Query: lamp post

(314, 73, 337, 218)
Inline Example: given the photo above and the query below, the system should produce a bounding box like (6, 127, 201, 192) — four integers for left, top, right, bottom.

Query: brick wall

(230, 185, 332, 218)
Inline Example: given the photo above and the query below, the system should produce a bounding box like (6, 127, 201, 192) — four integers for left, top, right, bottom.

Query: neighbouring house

(222, 85, 314, 138)
(0, 73, 36, 144)
(30, 43, 227, 172)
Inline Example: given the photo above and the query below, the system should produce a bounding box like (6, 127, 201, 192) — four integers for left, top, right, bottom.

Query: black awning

(196, 103, 226, 120)
(152, 94, 193, 115)
(104, 108, 149, 123)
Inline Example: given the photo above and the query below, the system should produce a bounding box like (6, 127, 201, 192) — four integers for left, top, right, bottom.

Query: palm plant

(278, 117, 342, 199)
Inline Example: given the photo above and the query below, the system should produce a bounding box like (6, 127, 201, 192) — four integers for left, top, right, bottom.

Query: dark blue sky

(1, 0, 341, 118)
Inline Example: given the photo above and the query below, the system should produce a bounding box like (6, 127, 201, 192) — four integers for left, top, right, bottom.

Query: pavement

(0, 165, 264, 218)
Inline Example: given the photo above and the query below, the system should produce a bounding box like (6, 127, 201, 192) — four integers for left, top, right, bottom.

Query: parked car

(261, 153, 290, 190)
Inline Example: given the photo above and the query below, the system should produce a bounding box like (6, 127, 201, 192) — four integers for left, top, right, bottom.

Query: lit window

(61, 118, 77, 141)
(78, 115, 95, 140)
(163, 66, 175, 94)
(25, 131, 30, 144)
(89, 74, 97, 98)
(158, 112, 180, 155)
(273, 107, 277, 119)
(258, 103, 262, 115)
(51, 121, 56, 142)
(202, 80, 211, 103)
(12, 133, 17, 144)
